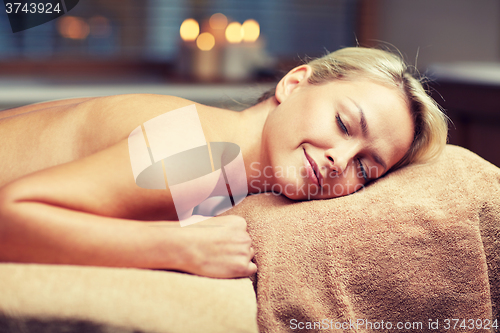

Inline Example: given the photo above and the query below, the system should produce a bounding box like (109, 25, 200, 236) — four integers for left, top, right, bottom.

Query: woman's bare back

(0, 94, 205, 188)
(1, 98, 95, 187)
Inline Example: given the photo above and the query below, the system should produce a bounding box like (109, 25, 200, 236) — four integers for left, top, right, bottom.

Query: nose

(324, 146, 356, 176)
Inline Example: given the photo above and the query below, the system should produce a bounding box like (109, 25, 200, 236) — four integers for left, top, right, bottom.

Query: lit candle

(178, 18, 200, 79)
(223, 19, 264, 81)
(192, 18, 221, 81)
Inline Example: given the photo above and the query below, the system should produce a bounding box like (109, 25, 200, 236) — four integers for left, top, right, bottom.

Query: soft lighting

(58, 16, 89, 40)
(180, 18, 199, 41)
(242, 19, 260, 42)
(196, 32, 215, 51)
(225, 22, 243, 43)
(89, 15, 111, 37)
(209, 13, 227, 30)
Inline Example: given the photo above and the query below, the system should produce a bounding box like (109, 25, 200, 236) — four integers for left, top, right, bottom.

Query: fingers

(238, 246, 257, 278)
(181, 214, 258, 278)
(221, 228, 257, 278)
(230, 256, 257, 278)
(247, 261, 258, 276)
(237, 217, 257, 277)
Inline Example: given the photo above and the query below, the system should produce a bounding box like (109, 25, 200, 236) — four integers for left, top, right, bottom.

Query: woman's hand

(172, 215, 257, 279)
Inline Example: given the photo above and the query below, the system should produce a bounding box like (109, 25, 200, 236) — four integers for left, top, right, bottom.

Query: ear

(275, 65, 312, 104)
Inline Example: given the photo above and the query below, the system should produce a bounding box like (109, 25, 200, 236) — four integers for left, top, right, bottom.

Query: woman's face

(260, 66, 414, 200)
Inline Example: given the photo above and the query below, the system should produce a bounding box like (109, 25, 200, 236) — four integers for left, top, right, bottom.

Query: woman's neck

(197, 97, 277, 196)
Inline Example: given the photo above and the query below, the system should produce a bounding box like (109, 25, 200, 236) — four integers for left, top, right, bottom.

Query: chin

(269, 178, 323, 201)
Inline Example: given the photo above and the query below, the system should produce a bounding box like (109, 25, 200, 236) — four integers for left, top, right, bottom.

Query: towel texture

(0, 264, 258, 333)
(227, 145, 500, 332)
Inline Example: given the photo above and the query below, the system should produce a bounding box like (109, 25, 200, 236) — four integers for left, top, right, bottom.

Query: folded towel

(0, 264, 258, 333)
(227, 145, 500, 332)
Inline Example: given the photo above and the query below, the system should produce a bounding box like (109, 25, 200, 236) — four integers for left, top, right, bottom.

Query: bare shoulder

(78, 94, 201, 150)
(0, 97, 95, 120)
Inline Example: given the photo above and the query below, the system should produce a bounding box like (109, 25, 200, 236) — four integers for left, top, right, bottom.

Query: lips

(303, 149, 322, 186)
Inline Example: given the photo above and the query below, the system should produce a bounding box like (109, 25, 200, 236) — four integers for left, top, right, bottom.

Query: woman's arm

(0, 138, 257, 278)
(0, 199, 183, 269)
(0, 200, 256, 278)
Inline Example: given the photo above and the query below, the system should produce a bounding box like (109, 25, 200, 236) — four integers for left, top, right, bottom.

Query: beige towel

(227, 145, 500, 332)
(0, 264, 258, 333)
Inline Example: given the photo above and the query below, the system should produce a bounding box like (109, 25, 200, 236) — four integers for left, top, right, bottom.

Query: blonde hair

(261, 47, 449, 170)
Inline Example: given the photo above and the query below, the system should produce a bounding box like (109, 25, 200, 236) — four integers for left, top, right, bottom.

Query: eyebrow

(349, 98, 388, 173)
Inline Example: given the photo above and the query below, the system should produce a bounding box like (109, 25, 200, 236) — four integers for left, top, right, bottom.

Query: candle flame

(209, 13, 228, 30)
(180, 18, 200, 41)
(242, 19, 260, 42)
(225, 22, 243, 44)
(196, 32, 215, 51)
(58, 16, 89, 40)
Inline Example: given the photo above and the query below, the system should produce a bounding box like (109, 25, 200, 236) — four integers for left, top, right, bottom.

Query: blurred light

(58, 16, 90, 40)
(242, 19, 260, 42)
(196, 32, 215, 51)
(209, 13, 228, 30)
(225, 22, 243, 44)
(89, 15, 111, 37)
(180, 18, 199, 41)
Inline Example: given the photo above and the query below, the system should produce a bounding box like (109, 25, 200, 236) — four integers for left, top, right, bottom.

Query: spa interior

(1, 0, 499, 167)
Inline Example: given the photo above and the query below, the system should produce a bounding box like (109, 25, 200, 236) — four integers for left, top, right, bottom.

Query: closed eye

(358, 158, 368, 181)
(336, 114, 349, 135)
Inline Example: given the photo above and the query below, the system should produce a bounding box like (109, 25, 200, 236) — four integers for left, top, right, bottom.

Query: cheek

(366, 165, 384, 179)
(265, 110, 299, 145)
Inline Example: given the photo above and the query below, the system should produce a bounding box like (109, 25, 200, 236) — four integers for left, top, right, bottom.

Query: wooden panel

(429, 81, 500, 167)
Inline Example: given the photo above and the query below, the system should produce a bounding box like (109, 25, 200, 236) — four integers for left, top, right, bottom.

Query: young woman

(0, 47, 448, 278)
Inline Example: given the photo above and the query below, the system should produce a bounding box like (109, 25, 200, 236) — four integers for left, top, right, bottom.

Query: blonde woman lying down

(0, 47, 447, 278)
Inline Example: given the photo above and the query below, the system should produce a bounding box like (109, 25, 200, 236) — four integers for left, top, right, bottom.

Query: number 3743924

(442, 318, 498, 330)
(5, 2, 62, 14)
